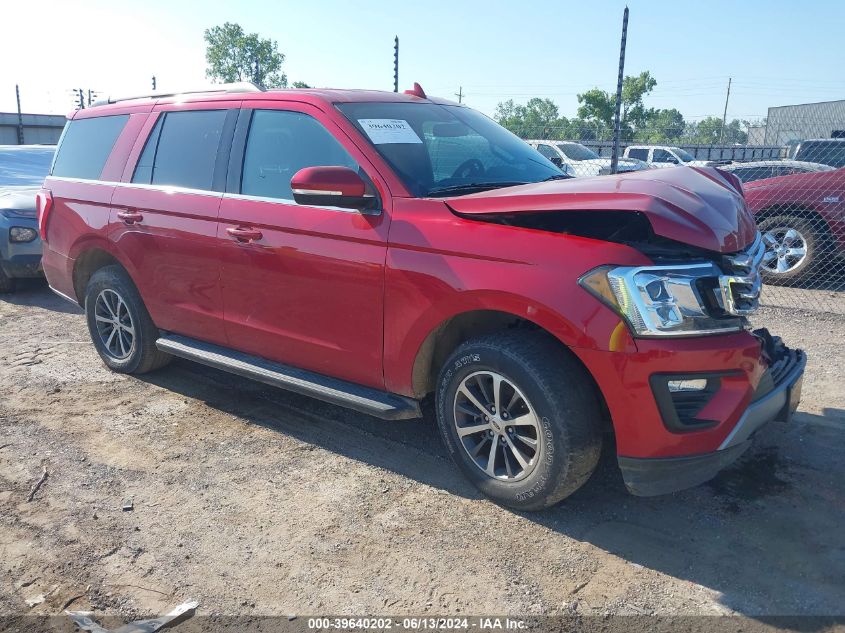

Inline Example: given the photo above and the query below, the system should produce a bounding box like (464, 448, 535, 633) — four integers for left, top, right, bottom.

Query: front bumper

(618, 335, 806, 496)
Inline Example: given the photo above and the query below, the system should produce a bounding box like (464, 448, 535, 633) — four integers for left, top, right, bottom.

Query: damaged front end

(446, 167, 765, 338)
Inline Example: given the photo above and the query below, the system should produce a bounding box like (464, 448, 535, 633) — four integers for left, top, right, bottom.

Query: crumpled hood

(445, 166, 756, 253)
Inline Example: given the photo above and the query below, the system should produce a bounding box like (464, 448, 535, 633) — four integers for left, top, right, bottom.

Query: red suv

(743, 167, 845, 284)
(38, 84, 805, 510)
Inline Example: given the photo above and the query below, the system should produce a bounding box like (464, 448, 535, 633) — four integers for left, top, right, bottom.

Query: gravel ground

(0, 280, 843, 630)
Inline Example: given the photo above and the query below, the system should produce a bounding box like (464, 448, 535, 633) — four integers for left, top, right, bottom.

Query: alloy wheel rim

(453, 370, 542, 482)
(761, 227, 808, 274)
(94, 289, 135, 360)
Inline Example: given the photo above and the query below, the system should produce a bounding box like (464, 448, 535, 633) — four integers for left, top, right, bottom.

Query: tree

(291, 81, 311, 89)
(576, 71, 658, 137)
(687, 116, 749, 144)
(638, 108, 686, 142)
(494, 98, 565, 138)
(204, 22, 287, 89)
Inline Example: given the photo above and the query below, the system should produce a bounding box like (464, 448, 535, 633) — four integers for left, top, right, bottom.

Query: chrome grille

(717, 232, 765, 316)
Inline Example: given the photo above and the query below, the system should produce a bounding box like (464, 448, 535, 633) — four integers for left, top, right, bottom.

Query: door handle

(117, 210, 144, 225)
(226, 226, 263, 242)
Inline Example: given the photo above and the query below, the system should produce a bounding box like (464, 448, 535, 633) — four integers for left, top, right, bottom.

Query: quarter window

(133, 110, 227, 190)
(241, 110, 358, 201)
(51, 115, 129, 180)
(627, 148, 648, 161)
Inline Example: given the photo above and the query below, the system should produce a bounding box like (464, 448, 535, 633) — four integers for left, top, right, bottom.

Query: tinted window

(149, 110, 227, 190)
(627, 148, 648, 160)
(536, 144, 558, 160)
(796, 142, 845, 168)
(241, 110, 358, 201)
(338, 102, 561, 197)
(0, 147, 55, 187)
(653, 149, 677, 164)
(51, 115, 128, 180)
(131, 116, 164, 184)
(731, 166, 772, 183)
(557, 143, 599, 161)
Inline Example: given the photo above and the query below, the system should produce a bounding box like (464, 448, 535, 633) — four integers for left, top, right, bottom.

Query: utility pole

(393, 36, 399, 92)
(455, 86, 463, 103)
(77, 87, 85, 109)
(719, 77, 732, 143)
(610, 6, 629, 174)
(87, 89, 93, 107)
(152, 75, 157, 91)
(15, 85, 24, 145)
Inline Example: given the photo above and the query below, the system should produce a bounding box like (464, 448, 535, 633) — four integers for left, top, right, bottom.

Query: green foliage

(204, 22, 287, 89)
(496, 70, 750, 146)
(686, 116, 749, 144)
(291, 81, 311, 89)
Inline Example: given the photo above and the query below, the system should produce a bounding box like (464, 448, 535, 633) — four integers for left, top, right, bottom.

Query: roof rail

(91, 82, 263, 107)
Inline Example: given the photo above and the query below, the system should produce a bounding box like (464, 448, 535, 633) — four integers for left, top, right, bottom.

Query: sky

(2, 0, 844, 122)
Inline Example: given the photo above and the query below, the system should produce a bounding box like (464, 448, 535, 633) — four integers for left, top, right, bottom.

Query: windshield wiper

(543, 174, 573, 181)
(427, 181, 528, 197)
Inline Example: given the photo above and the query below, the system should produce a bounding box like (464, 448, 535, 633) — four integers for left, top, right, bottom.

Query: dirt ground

(1, 280, 843, 629)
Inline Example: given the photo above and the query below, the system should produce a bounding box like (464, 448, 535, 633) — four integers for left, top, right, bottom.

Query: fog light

(667, 378, 708, 392)
(10, 227, 38, 243)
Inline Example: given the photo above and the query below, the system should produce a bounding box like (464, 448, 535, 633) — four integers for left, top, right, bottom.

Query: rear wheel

(435, 331, 602, 511)
(757, 215, 824, 285)
(84, 265, 171, 374)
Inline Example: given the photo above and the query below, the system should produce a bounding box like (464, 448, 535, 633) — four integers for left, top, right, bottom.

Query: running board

(155, 334, 421, 420)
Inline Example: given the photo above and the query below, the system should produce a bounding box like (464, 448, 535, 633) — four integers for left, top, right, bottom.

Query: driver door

(217, 104, 391, 390)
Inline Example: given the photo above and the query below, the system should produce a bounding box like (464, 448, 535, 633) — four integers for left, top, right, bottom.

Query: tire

(435, 330, 602, 511)
(84, 265, 171, 374)
(0, 266, 15, 294)
(757, 215, 825, 285)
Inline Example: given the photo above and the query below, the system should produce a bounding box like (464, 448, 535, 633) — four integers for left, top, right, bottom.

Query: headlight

(579, 263, 743, 337)
(9, 227, 38, 243)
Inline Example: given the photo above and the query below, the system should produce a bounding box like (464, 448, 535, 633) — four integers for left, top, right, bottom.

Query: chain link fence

(507, 117, 845, 315)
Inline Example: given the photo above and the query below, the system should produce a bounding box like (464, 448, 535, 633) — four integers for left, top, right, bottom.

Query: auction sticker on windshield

(358, 119, 422, 144)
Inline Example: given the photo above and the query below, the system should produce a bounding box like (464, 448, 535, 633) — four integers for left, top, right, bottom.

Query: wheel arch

(71, 244, 138, 305)
(410, 309, 610, 431)
(755, 203, 834, 237)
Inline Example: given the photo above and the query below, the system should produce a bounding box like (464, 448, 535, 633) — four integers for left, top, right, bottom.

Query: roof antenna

(404, 82, 426, 99)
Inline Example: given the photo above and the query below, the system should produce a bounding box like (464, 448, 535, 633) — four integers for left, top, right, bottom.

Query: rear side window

(627, 148, 648, 160)
(241, 110, 358, 201)
(133, 110, 227, 190)
(51, 115, 128, 180)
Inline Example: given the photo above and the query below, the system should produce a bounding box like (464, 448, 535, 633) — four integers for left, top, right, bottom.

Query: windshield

(0, 147, 55, 187)
(674, 148, 696, 163)
(337, 102, 562, 196)
(557, 143, 599, 161)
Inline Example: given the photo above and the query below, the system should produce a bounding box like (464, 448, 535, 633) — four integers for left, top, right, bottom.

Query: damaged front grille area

(716, 232, 765, 316)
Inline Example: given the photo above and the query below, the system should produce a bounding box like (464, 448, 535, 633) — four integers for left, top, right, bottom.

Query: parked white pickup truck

(623, 145, 713, 168)
(528, 140, 649, 177)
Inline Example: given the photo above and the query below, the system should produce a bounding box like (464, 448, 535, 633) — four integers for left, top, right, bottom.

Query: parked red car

(743, 167, 845, 283)
(37, 84, 805, 510)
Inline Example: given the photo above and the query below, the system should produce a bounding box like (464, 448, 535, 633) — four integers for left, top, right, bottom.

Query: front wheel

(435, 331, 602, 511)
(0, 266, 15, 293)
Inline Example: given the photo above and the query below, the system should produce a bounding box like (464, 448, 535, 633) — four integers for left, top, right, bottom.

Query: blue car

(0, 145, 55, 293)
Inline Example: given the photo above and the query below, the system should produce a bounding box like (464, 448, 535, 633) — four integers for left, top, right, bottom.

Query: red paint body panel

(743, 167, 845, 252)
(446, 166, 757, 253)
(41, 88, 789, 464)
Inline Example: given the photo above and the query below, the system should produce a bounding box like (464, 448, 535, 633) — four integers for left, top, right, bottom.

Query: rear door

(111, 103, 238, 345)
(217, 103, 391, 389)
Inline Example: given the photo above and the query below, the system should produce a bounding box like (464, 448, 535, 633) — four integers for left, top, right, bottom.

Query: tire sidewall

(85, 269, 145, 373)
(435, 344, 572, 510)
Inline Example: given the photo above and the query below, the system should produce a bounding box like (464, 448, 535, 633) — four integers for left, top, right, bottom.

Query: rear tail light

(36, 190, 53, 241)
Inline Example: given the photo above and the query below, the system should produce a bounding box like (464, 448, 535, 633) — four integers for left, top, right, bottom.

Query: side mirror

(290, 166, 374, 210)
